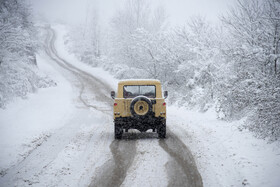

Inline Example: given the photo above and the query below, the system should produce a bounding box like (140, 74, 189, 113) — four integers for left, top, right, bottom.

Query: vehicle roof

(118, 79, 161, 85)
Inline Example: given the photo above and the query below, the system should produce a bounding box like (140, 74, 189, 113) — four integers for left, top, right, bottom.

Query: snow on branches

(0, 0, 54, 108)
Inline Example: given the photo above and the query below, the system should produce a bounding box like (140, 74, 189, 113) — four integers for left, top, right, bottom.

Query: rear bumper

(114, 116, 165, 132)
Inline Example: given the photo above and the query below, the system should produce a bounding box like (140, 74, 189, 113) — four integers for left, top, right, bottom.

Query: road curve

(46, 27, 203, 187)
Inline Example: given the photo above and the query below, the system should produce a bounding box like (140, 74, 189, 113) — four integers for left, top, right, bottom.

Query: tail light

(163, 102, 166, 106)
(114, 103, 117, 106)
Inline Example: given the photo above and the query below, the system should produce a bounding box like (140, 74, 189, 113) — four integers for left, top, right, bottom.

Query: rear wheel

(158, 119, 166, 139)
(114, 123, 123, 139)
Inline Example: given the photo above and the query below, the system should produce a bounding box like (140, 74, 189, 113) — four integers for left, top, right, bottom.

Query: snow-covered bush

(0, 0, 55, 108)
(0, 59, 55, 108)
(245, 75, 280, 141)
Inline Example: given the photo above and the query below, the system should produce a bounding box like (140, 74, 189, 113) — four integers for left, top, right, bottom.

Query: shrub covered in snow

(0, 0, 55, 108)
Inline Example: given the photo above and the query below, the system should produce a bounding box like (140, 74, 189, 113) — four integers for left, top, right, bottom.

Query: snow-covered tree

(109, 0, 167, 74)
(67, 8, 102, 67)
(0, 0, 53, 108)
(221, 0, 280, 140)
(0, 0, 37, 64)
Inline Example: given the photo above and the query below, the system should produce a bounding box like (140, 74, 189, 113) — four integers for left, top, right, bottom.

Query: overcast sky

(30, 0, 236, 27)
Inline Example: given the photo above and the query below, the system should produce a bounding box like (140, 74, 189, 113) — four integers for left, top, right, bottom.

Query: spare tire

(130, 96, 152, 117)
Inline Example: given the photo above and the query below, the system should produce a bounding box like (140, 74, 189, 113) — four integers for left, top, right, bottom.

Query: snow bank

(0, 52, 75, 172)
(168, 106, 280, 187)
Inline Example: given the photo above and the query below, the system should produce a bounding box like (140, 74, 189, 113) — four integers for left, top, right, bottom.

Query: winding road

(0, 26, 203, 187)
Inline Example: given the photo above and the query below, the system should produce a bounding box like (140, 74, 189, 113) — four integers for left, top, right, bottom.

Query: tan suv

(111, 79, 168, 139)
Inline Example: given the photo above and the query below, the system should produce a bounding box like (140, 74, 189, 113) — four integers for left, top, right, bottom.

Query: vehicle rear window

(123, 85, 156, 98)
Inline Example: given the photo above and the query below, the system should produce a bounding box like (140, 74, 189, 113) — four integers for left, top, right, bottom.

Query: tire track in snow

(159, 129, 203, 187)
(89, 140, 137, 187)
(47, 28, 112, 110)
(45, 27, 138, 187)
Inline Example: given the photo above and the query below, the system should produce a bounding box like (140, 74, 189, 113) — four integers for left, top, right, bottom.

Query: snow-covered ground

(168, 106, 280, 187)
(0, 24, 279, 187)
(0, 51, 75, 173)
(0, 25, 115, 186)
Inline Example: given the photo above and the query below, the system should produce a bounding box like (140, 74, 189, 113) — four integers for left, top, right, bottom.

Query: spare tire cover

(130, 96, 152, 116)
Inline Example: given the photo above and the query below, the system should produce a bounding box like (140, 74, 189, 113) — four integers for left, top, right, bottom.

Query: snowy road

(0, 27, 202, 187)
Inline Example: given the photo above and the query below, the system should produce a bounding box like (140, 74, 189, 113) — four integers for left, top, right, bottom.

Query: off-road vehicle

(111, 79, 168, 139)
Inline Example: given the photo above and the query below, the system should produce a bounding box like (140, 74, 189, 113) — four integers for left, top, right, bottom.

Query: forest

(1, 0, 280, 141)
(68, 0, 280, 141)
